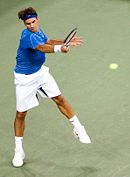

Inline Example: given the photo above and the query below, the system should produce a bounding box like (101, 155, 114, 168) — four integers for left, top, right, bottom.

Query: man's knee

(52, 95, 66, 105)
(16, 111, 27, 120)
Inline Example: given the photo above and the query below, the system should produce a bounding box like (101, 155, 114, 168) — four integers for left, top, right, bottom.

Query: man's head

(18, 7, 39, 32)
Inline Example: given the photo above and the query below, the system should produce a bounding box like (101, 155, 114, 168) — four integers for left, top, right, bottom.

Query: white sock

(69, 115, 82, 129)
(15, 136, 24, 152)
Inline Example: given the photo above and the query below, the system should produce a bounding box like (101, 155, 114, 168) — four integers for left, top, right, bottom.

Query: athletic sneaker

(73, 126, 91, 144)
(12, 150, 25, 167)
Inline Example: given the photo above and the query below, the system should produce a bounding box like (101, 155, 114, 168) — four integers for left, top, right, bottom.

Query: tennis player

(12, 7, 91, 167)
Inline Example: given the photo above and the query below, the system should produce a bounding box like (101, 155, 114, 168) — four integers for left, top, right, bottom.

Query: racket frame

(64, 28, 77, 47)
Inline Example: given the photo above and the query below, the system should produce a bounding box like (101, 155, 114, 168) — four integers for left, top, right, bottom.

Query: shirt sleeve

(29, 33, 48, 49)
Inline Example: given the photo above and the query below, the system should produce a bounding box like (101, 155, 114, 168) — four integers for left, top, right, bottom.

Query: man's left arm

(46, 39, 64, 45)
(46, 37, 83, 46)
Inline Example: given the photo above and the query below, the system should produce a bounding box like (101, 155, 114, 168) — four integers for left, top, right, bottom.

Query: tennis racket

(64, 28, 77, 47)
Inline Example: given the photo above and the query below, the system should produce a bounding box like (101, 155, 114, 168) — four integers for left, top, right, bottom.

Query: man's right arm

(36, 43, 69, 53)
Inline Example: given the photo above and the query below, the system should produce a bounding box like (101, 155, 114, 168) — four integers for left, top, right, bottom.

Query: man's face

(24, 17, 39, 32)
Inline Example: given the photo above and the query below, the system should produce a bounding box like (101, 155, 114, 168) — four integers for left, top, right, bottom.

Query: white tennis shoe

(73, 126, 91, 144)
(12, 150, 25, 167)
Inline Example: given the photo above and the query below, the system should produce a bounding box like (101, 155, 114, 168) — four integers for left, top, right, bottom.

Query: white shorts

(14, 65, 61, 112)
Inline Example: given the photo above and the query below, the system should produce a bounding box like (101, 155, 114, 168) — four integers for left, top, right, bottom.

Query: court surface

(0, 0, 130, 176)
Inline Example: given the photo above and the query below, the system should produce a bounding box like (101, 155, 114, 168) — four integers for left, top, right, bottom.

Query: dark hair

(18, 7, 38, 21)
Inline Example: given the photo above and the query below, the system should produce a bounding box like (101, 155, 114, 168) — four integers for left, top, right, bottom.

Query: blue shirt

(14, 28, 48, 74)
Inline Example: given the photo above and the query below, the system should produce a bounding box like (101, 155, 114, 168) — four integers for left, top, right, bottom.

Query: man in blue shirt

(12, 7, 91, 167)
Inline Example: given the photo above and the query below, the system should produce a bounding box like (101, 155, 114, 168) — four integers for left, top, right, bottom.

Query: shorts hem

(16, 102, 39, 112)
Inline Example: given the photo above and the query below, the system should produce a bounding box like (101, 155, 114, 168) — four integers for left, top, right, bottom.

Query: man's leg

(12, 111, 27, 167)
(52, 95, 91, 144)
(14, 111, 27, 136)
(52, 94, 75, 118)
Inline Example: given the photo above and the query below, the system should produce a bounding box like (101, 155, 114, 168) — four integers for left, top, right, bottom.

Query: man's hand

(69, 36, 83, 46)
(61, 45, 69, 53)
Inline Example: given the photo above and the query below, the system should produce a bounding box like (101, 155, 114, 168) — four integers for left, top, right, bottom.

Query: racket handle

(64, 42, 70, 47)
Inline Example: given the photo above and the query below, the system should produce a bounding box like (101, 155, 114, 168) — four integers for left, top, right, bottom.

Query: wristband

(54, 45, 62, 53)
